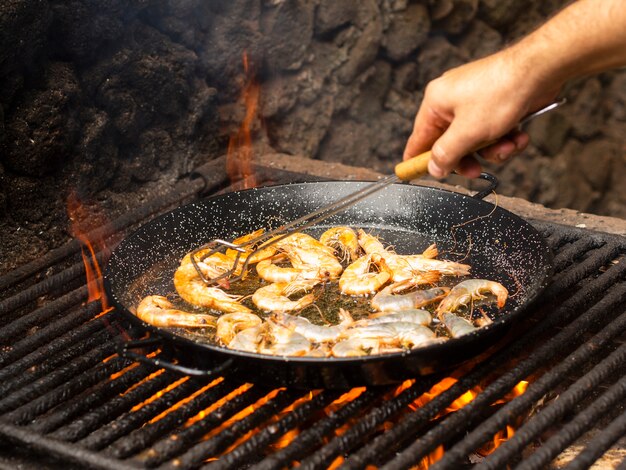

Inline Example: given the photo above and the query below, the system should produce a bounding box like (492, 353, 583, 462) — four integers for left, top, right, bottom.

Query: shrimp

(387, 255, 470, 281)
(255, 255, 317, 283)
(227, 324, 266, 353)
(272, 308, 353, 343)
(339, 254, 391, 295)
(216, 312, 263, 345)
(258, 320, 311, 356)
(357, 230, 456, 283)
(396, 325, 439, 348)
(305, 344, 332, 357)
(277, 232, 336, 256)
(344, 324, 399, 345)
(284, 245, 343, 280)
(252, 280, 318, 312)
(177, 251, 242, 289)
(436, 279, 508, 315)
(357, 230, 437, 259)
(225, 229, 279, 264)
(371, 284, 450, 312)
(331, 338, 383, 357)
(174, 262, 252, 313)
(319, 227, 361, 262)
(357, 309, 433, 326)
(357, 230, 389, 256)
(256, 247, 340, 283)
(136, 295, 217, 328)
(440, 312, 477, 338)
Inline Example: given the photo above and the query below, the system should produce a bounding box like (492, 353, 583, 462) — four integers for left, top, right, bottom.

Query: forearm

(511, 0, 626, 90)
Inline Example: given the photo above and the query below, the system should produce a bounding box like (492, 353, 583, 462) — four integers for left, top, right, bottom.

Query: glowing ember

(225, 51, 259, 189)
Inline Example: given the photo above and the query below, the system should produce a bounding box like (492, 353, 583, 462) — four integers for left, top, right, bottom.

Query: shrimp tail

(422, 244, 438, 259)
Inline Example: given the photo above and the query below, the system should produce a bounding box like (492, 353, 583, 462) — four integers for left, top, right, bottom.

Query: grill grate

(0, 164, 625, 469)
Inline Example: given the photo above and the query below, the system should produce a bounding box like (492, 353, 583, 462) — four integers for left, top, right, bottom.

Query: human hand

(403, 50, 561, 178)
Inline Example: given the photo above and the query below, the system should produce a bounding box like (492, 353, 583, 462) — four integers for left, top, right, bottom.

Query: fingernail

(497, 153, 508, 162)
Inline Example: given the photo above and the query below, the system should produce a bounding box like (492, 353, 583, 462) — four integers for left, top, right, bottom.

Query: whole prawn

(371, 283, 450, 312)
(174, 261, 252, 313)
(258, 320, 312, 356)
(252, 280, 318, 312)
(216, 312, 264, 345)
(436, 279, 508, 315)
(357, 230, 463, 282)
(136, 295, 217, 328)
(271, 308, 354, 343)
(339, 254, 392, 295)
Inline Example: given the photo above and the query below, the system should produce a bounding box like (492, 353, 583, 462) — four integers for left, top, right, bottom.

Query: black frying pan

(103, 179, 552, 388)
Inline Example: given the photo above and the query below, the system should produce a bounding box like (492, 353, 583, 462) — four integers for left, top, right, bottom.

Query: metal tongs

(191, 99, 566, 286)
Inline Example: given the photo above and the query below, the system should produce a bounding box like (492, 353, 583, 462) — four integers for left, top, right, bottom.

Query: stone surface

(382, 3, 430, 62)
(315, 0, 357, 36)
(527, 111, 570, 156)
(456, 19, 502, 59)
(433, 0, 478, 35)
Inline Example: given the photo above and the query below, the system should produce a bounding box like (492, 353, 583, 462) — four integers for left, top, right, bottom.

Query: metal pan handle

(472, 172, 499, 200)
(117, 337, 234, 377)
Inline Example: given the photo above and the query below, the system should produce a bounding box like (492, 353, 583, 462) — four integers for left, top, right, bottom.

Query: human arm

(403, 0, 626, 178)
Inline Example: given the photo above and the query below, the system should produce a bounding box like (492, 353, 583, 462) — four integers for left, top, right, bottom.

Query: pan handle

(117, 337, 234, 377)
(472, 172, 499, 200)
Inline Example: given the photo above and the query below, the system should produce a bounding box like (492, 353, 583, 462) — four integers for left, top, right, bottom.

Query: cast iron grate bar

(564, 408, 626, 470)
(143, 384, 273, 467)
(0, 286, 88, 344)
(515, 372, 626, 470)
(0, 251, 106, 316)
(0, 302, 108, 368)
(79, 374, 211, 451)
(105, 378, 244, 459)
(29, 362, 160, 434)
(0, 328, 112, 399)
(0, 332, 120, 415)
(204, 390, 344, 470)
(251, 388, 382, 470)
(441, 308, 626, 469)
(296, 377, 442, 470)
(51, 369, 179, 442)
(165, 388, 300, 469)
(4, 355, 132, 425)
(0, 308, 113, 384)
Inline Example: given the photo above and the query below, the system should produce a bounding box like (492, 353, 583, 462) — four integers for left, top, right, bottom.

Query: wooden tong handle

(394, 151, 431, 181)
(394, 139, 498, 181)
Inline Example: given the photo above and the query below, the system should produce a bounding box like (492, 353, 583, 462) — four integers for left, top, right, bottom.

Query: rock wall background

(1, 0, 625, 271)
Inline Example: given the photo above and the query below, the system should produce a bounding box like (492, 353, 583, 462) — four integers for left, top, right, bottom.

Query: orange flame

(226, 51, 259, 189)
(477, 380, 529, 456)
(66, 191, 110, 312)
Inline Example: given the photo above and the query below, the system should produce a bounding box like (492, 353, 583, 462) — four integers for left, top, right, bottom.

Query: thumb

(429, 121, 484, 177)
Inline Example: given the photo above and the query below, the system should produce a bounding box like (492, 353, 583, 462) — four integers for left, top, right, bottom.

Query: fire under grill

(1, 160, 625, 470)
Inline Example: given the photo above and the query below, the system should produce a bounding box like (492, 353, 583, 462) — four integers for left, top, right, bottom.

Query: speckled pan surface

(103, 181, 553, 386)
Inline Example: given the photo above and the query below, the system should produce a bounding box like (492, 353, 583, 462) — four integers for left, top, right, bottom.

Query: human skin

(403, 0, 626, 178)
